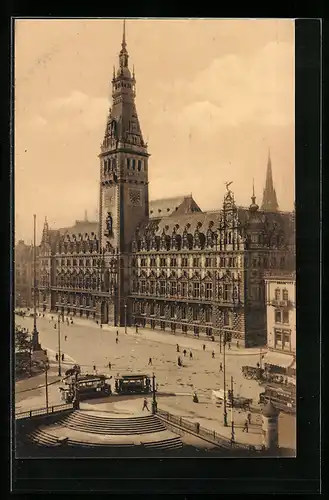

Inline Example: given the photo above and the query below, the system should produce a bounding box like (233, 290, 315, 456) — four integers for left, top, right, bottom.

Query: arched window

(275, 288, 281, 301)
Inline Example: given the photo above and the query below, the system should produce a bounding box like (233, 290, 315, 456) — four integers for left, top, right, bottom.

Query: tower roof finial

(122, 18, 126, 49)
(249, 178, 259, 212)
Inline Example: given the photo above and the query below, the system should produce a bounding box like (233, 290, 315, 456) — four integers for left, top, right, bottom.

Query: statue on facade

(106, 212, 113, 235)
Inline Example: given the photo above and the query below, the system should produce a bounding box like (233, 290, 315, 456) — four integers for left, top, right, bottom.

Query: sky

(14, 18, 295, 243)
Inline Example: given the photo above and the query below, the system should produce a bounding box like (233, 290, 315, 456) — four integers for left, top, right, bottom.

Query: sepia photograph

(14, 18, 296, 460)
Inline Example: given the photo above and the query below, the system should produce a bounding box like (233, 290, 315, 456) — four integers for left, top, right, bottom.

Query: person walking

(116, 330, 119, 337)
(220, 362, 223, 372)
(190, 351, 193, 359)
(176, 344, 180, 353)
(242, 419, 249, 433)
(136, 324, 139, 334)
(93, 365, 96, 371)
(228, 342, 231, 350)
(142, 398, 149, 411)
(108, 361, 112, 370)
(177, 356, 182, 367)
(247, 412, 252, 425)
(116, 337, 118, 344)
(61, 353, 64, 361)
(64, 335, 67, 341)
(203, 344, 206, 351)
(212, 350, 215, 359)
(148, 357, 152, 366)
(100, 324, 103, 329)
(183, 349, 187, 357)
(236, 340, 239, 349)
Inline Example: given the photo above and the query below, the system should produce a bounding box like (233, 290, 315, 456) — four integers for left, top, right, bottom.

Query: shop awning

(289, 359, 296, 370)
(263, 351, 294, 369)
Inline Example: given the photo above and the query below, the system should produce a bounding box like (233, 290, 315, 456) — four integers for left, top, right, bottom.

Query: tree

(15, 325, 32, 353)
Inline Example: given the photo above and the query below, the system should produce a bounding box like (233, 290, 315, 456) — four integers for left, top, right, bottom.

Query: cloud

(153, 41, 294, 134)
(29, 115, 47, 127)
(47, 90, 109, 130)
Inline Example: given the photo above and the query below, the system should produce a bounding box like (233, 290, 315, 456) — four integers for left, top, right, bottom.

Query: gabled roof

(57, 220, 99, 237)
(149, 194, 202, 219)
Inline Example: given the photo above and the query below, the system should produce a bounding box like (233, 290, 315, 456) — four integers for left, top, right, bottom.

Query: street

(15, 314, 296, 451)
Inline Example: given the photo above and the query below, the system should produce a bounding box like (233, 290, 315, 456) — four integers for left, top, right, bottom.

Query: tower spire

(261, 149, 279, 211)
(122, 18, 126, 49)
(119, 19, 129, 69)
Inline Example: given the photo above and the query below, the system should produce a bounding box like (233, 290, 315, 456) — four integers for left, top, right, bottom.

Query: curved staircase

(56, 411, 167, 435)
(26, 410, 183, 452)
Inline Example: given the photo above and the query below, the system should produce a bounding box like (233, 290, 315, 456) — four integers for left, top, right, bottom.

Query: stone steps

(56, 411, 166, 435)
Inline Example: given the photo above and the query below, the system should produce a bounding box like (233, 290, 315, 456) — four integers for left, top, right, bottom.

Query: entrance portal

(101, 301, 108, 324)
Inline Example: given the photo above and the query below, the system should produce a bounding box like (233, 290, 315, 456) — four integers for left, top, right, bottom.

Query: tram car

(115, 374, 152, 395)
(259, 383, 296, 414)
(59, 373, 112, 403)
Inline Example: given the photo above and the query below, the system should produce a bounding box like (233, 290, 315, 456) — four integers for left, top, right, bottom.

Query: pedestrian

(228, 342, 231, 350)
(116, 330, 119, 337)
(55, 353, 58, 361)
(116, 337, 118, 344)
(212, 350, 215, 359)
(220, 362, 223, 372)
(176, 344, 180, 352)
(51, 316, 53, 321)
(71, 319, 73, 324)
(61, 353, 64, 361)
(136, 324, 139, 334)
(243, 419, 249, 433)
(237, 340, 239, 349)
(142, 398, 149, 411)
(93, 365, 96, 371)
(96, 320, 99, 324)
(178, 356, 182, 367)
(203, 344, 206, 351)
(108, 362, 112, 370)
(183, 349, 187, 357)
(100, 324, 103, 329)
(148, 357, 152, 366)
(65, 335, 67, 341)
(247, 412, 251, 424)
(190, 351, 193, 359)
(54, 324, 57, 330)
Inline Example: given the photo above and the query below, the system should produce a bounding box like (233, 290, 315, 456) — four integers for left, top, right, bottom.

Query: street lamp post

(223, 333, 228, 427)
(58, 315, 62, 376)
(124, 302, 127, 334)
(152, 373, 157, 414)
(44, 361, 49, 413)
(32, 214, 41, 351)
(230, 375, 235, 444)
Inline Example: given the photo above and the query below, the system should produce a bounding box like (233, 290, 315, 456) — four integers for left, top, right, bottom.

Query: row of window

(132, 281, 239, 301)
(56, 295, 95, 307)
(274, 328, 291, 351)
(274, 288, 290, 301)
(274, 309, 290, 324)
(56, 258, 99, 267)
(127, 158, 143, 171)
(114, 82, 133, 90)
(139, 256, 239, 268)
(134, 303, 233, 326)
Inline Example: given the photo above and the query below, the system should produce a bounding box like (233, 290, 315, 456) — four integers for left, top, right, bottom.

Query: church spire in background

(261, 149, 279, 212)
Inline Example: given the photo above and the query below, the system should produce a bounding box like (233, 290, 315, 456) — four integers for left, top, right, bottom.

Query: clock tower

(99, 20, 150, 325)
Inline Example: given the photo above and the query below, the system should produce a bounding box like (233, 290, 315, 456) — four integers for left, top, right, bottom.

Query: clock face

(129, 189, 142, 206)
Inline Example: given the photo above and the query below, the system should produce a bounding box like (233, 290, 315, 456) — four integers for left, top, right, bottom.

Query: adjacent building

(21, 22, 294, 348)
(15, 240, 33, 308)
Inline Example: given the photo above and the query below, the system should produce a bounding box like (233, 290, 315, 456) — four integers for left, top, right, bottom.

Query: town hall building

(33, 23, 295, 347)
